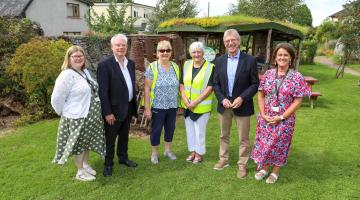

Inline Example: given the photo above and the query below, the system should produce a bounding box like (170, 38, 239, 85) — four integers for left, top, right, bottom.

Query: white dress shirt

(51, 69, 95, 119)
(115, 56, 134, 102)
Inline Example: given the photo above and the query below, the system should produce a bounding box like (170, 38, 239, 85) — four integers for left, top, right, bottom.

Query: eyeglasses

(70, 55, 84, 59)
(158, 49, 172, 53)
(224, 39, 239, 44)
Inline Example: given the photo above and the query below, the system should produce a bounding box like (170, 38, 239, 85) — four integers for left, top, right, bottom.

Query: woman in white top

(51, 45, 105, 181)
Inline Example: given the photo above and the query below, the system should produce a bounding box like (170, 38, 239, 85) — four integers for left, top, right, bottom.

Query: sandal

(265, 173, 279, 184)
(186, 153, 195, 162)
(192, 155, 203, 164)
(254, 169, 268, 180)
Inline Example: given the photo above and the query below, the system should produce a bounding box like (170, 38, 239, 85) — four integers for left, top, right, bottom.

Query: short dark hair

(272, 43, 296, 69)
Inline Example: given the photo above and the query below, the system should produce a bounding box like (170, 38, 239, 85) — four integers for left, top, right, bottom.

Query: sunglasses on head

(158, 49, 172, 53)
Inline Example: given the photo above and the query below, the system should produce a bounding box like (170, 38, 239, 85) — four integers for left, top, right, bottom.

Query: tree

(229, 0, 312, 26)
(292, 4, 312, 26)
(86, 0, 137, 34)
(335, 0, 360, 78)
(147, 0, 199, 33)
(315, 20, 341, 44)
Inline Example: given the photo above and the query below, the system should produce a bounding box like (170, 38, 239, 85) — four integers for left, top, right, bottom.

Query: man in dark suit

(212, 29, 259, 179)
(97, 34, 138, 177)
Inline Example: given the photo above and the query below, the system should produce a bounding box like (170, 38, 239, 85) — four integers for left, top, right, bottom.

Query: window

(63, 32, 81, 36)
(67, 3, 80, 18)
(144, 9, 151, 18)
(133, 8, 138, 17)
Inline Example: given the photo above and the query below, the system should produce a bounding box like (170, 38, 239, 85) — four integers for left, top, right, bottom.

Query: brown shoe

(213, 160, 229, 170)
(237, 166, 247, 179)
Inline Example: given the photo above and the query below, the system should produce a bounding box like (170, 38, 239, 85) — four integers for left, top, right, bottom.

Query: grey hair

(111, 33, 128, 45)
(223, 29, 241, 41)
(189, 41, 205, 54)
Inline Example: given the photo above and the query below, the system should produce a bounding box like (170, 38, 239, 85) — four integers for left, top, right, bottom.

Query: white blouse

(51, 69, 96, 119)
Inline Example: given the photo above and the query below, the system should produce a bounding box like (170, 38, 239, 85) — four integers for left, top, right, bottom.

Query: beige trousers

(218, 108, 250, 167)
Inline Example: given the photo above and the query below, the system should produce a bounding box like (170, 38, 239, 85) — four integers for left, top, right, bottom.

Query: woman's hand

(261, 113, 272, 123)
(182, 95, 191, 109)
(144, 108, 152, 119)
(268, 115, 282, 125)
(188, 99, 199, 110)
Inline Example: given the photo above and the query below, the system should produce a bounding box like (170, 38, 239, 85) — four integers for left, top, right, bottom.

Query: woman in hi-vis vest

(180, 42, 214, 164)
(144, 40, 180, 164)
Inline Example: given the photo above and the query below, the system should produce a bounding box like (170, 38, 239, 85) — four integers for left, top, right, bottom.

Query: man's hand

(105, 114, 116, 125)
(231, 97, 243, 108)
(222, 98, 232, 108)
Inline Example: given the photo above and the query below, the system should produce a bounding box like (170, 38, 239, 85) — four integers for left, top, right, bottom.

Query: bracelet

(279, 115, 285, 121)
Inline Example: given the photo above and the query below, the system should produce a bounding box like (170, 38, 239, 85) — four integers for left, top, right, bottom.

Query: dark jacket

(213, 52, 259, 116)
(97, 55, 137, 122)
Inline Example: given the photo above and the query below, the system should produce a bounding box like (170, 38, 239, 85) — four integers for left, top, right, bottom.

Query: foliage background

(0, 17, 42, 97)
(5, 37, 71, 123)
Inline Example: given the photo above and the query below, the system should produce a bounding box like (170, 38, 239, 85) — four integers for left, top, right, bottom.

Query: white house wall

(92, 3, 153, 28)
(26, 0, 89, 36)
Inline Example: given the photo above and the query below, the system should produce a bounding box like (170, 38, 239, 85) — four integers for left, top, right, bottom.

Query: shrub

(0, 17, 42, 97)
(301, 39, 318, 64)
(6, 37, 71, 120)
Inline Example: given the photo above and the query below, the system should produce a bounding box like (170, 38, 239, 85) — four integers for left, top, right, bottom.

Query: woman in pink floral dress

(251, 43, 310, 184)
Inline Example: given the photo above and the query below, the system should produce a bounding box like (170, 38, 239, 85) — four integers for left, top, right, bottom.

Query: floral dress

(251, 69, 310, 169)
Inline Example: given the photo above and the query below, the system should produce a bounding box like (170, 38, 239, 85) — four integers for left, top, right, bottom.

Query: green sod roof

(158, 15, 310, 40)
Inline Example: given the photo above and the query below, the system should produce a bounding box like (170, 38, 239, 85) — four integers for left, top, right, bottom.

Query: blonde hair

(157, 40, 172, 51)
(61, 45, 86, 71)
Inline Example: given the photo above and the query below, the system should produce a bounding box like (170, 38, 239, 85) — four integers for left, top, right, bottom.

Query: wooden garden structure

(156, 16, 308, 72)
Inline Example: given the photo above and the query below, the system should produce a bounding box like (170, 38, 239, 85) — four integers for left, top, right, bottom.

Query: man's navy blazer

(97, 55, 138, 122)
(213, 52, 259, 116)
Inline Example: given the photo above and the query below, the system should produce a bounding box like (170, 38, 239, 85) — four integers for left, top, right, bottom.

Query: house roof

(0, 0, 33, 17)
(329, 9, 346, 18)
(158, 15, 309, 40)
(0, 0, 92, 17)
(76, 0, 94, 6)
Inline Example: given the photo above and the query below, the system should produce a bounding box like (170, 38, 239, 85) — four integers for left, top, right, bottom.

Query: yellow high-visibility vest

(180, 60, 214, 113)
(144, 61, 180, 108)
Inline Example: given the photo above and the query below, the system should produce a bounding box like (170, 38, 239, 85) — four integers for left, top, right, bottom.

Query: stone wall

(61, 34, 183, 133)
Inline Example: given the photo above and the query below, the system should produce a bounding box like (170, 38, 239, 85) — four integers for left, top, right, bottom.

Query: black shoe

(103, 166, 112, 177)
(119, 159, 138, 168)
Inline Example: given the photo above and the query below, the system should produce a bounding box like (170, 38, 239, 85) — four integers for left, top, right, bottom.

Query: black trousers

(104, 102, 133, 167)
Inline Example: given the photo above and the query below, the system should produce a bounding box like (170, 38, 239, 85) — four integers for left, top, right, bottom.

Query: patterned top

(145, 63, 179, 109)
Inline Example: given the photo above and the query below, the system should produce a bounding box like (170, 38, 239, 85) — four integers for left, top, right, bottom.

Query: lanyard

(274, 68, 290, 105)
(70, 68, 96, 94)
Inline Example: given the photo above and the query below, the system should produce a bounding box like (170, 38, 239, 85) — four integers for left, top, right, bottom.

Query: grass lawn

(0, 64, 359, 200)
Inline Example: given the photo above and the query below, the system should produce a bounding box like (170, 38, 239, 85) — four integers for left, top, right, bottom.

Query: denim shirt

(145, 63, 179, 109)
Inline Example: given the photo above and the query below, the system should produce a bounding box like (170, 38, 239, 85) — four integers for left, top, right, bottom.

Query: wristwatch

(279, 115, 285, 121)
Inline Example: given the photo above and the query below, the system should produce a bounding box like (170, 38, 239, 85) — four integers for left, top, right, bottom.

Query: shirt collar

(228, 50, 240, 59)
(114, 55, 128, 68)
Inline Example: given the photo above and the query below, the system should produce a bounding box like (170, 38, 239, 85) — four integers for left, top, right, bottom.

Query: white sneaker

(151, 154, 159, 164)
(84, 165, 96, 176)
(164, 151, 176, 160)
(75, 170, 96, 181)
